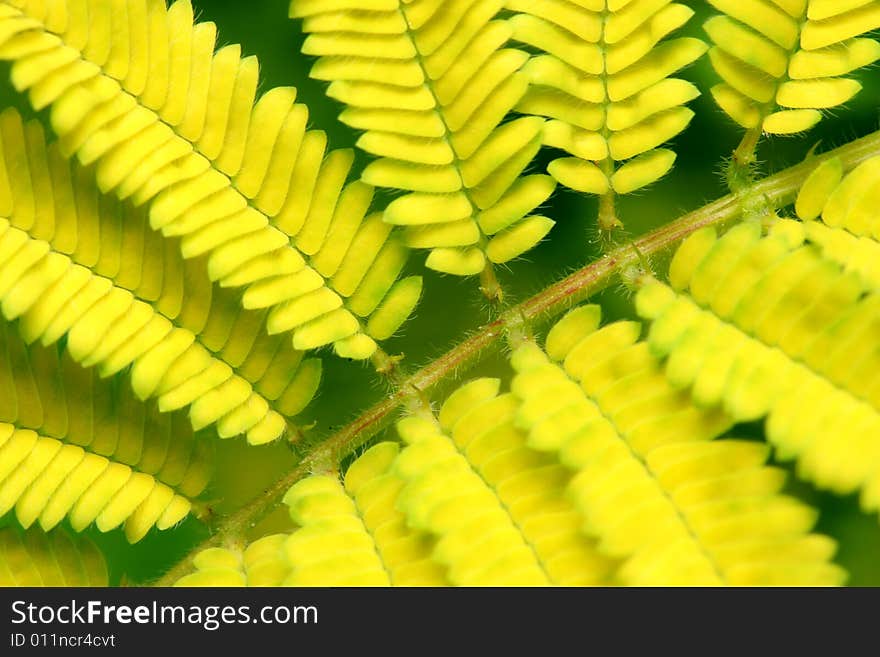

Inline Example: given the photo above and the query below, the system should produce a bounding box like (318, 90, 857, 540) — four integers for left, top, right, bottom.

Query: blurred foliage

(0, 0, 877, 585)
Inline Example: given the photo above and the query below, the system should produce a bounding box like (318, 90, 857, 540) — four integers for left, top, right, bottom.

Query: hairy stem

(728, 127, 763, 192)
(480, 262, 505, 307)
(598, 188, 622, 233)
(153, 127, 880, 587)
(371, 347, 432, 416)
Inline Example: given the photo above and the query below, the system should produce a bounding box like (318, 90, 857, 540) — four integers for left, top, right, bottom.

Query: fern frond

(178, 443, 447, 586)
(507, 0, 706, 228)
(0, 0, 420, 360)
(0, 108, 321, 445)
(0, 526, 107, 585)
(392, 382, 613, 585)
(706, 0, 880, 135)
(510, 305, 844, 585)
(291, 0, 557, 276)
(178, 340, 843, 587)
(177, 388, 619, 587)
(0, 320, 209, 541)
(636, 218, 880, 511)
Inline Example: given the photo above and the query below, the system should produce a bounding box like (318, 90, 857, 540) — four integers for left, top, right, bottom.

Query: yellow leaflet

(0, 3, 420, 358)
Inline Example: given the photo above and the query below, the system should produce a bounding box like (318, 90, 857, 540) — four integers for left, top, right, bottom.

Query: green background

(1, 0, 878, 585)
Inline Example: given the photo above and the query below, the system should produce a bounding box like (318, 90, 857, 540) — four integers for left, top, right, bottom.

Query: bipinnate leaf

(507, 0, 706, 213)
(706, 0, 880, 135)
(510, 304, 842, 585)
(0, 108, 321, 446)
(636, 215, 880, 512)
(0, 0, 421, 362)
(291, 0, 557, 276)
(177, 305, 844, 585)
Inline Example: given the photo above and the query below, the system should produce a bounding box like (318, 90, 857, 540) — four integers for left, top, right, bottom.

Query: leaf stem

(479, 261, 505, 306)
(728, 127, 763, 192)
(153, 127, 880, 587)
(598, 188, 622, 233)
